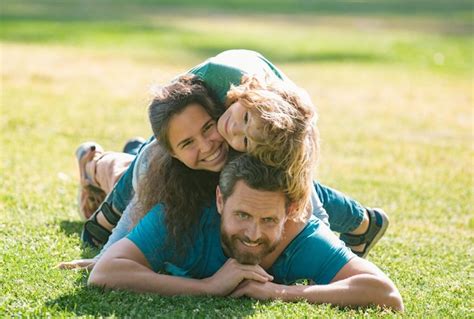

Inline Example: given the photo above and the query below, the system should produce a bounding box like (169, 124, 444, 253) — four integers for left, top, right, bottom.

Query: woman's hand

(56, 258, 96, 270)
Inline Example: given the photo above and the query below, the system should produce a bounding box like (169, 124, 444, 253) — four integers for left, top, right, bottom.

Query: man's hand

(231, 279, 284, 300)
(56, 259, 96, 270)
(203, 258, 273, 296)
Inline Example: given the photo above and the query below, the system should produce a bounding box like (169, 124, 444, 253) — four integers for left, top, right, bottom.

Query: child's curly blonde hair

(226, 75, 319, 221)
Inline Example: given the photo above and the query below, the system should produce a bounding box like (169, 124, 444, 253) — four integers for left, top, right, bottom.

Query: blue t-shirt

(127, 202, 354, 285)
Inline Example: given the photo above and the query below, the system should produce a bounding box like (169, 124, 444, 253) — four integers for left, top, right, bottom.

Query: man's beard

(220, 226, 281, 265)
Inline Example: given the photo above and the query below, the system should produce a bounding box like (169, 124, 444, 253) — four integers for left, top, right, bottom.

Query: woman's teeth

(202, 146, 221, 162)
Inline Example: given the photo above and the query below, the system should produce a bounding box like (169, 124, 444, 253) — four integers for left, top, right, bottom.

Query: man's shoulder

(289, 216, 345, 252)
(272, 217, 355, 284)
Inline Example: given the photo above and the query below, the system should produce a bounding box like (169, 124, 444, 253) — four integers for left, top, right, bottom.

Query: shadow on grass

(0, 16, 389, 65)
(59, 220, 83, 237)
(189, 45, 388, 64)
(1, 0, 472, 21)
(47, 283, 260, 317)
(59, 220, 100, 259)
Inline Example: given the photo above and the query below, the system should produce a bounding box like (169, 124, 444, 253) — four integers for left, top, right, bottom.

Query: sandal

(75, 142, 105, 220)
(340, 208, 389, 258)
(82, 199, 122, 248)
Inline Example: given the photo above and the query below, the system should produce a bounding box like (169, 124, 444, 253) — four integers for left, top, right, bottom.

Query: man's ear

(216, 186, 224, 215)
(286, 201, 299, 219)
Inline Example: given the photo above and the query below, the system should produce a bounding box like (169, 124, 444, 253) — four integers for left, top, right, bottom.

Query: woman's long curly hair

(132, 75, 223, 255)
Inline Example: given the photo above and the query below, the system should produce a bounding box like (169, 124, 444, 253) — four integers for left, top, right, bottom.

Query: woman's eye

(244, 112, 248, 124)
(181, 140, 193, 149)
(203, 123, 212, 132)
(203, 121, 215, 134)
(243, 137, 248, 149)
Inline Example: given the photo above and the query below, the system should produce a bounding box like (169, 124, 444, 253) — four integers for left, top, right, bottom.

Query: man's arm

(88, 238, 273, 296)
(231, 257, 404, 311)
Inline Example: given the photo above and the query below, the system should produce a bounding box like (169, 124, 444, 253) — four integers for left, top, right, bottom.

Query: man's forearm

(275, 274, 403, 311)
(88, 257, 210, 296)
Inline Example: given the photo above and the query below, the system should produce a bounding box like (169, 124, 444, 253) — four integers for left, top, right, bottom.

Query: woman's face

(217, 100, 262, 152)
(168, 103, 229, 172)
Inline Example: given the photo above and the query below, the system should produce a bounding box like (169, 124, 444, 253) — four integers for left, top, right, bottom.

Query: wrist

(200, 277, 218, 296)
(275, 284, 305, 302)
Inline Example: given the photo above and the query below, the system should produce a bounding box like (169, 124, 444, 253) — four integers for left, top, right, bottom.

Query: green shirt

(187, 49, 294, 104)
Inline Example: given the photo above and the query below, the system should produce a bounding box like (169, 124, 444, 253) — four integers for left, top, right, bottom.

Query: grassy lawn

(1, 1, 472, 317)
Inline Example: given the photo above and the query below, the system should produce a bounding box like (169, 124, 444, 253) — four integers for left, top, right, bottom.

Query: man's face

(217, 100, 263, 152)
(168, 103, 229, 172)
(216, 180, 287, 265)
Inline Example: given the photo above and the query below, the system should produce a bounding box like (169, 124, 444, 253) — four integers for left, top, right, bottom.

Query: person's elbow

(87, 258, 114, 288)
(386, 285, 404, 312)
(87, 264, 106, 288)
(373, 276, 404, 312)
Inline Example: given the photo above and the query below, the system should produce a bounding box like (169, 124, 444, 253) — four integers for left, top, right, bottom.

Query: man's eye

(243, 137, 248, 149)
(237, 212, 249, 220)
(263, 217, 276, 224)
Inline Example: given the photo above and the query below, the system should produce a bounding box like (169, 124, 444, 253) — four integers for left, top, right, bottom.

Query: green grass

(1, 1, 473, 317)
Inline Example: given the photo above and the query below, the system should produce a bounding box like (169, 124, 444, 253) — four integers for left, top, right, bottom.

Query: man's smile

(239, 239, 261, 248)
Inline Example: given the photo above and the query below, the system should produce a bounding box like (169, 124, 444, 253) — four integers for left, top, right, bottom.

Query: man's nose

(244, 223, 261, 242)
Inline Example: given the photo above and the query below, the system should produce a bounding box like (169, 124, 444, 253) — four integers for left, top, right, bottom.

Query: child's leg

(314, 183, 366, 234)
(314, 183, 389, 258)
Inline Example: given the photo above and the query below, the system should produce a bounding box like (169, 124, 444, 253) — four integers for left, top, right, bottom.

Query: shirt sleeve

(127, 204, 168, 272)
(132, 140, 156, 191)
(310, 185, 330, 227)
(279, 220, 355, 285)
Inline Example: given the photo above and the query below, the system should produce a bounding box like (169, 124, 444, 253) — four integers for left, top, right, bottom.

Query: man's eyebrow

(234, 210, 251, 216)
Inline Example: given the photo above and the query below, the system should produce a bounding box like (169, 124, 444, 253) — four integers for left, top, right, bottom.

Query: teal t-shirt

(187, 49, 294, 104)
(127, 201, 354, 285)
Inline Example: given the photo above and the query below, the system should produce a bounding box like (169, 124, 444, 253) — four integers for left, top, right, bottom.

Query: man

(88, 155, 403, 311)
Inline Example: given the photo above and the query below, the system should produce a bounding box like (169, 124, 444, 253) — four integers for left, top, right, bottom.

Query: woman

(59, 73, 386, 270)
